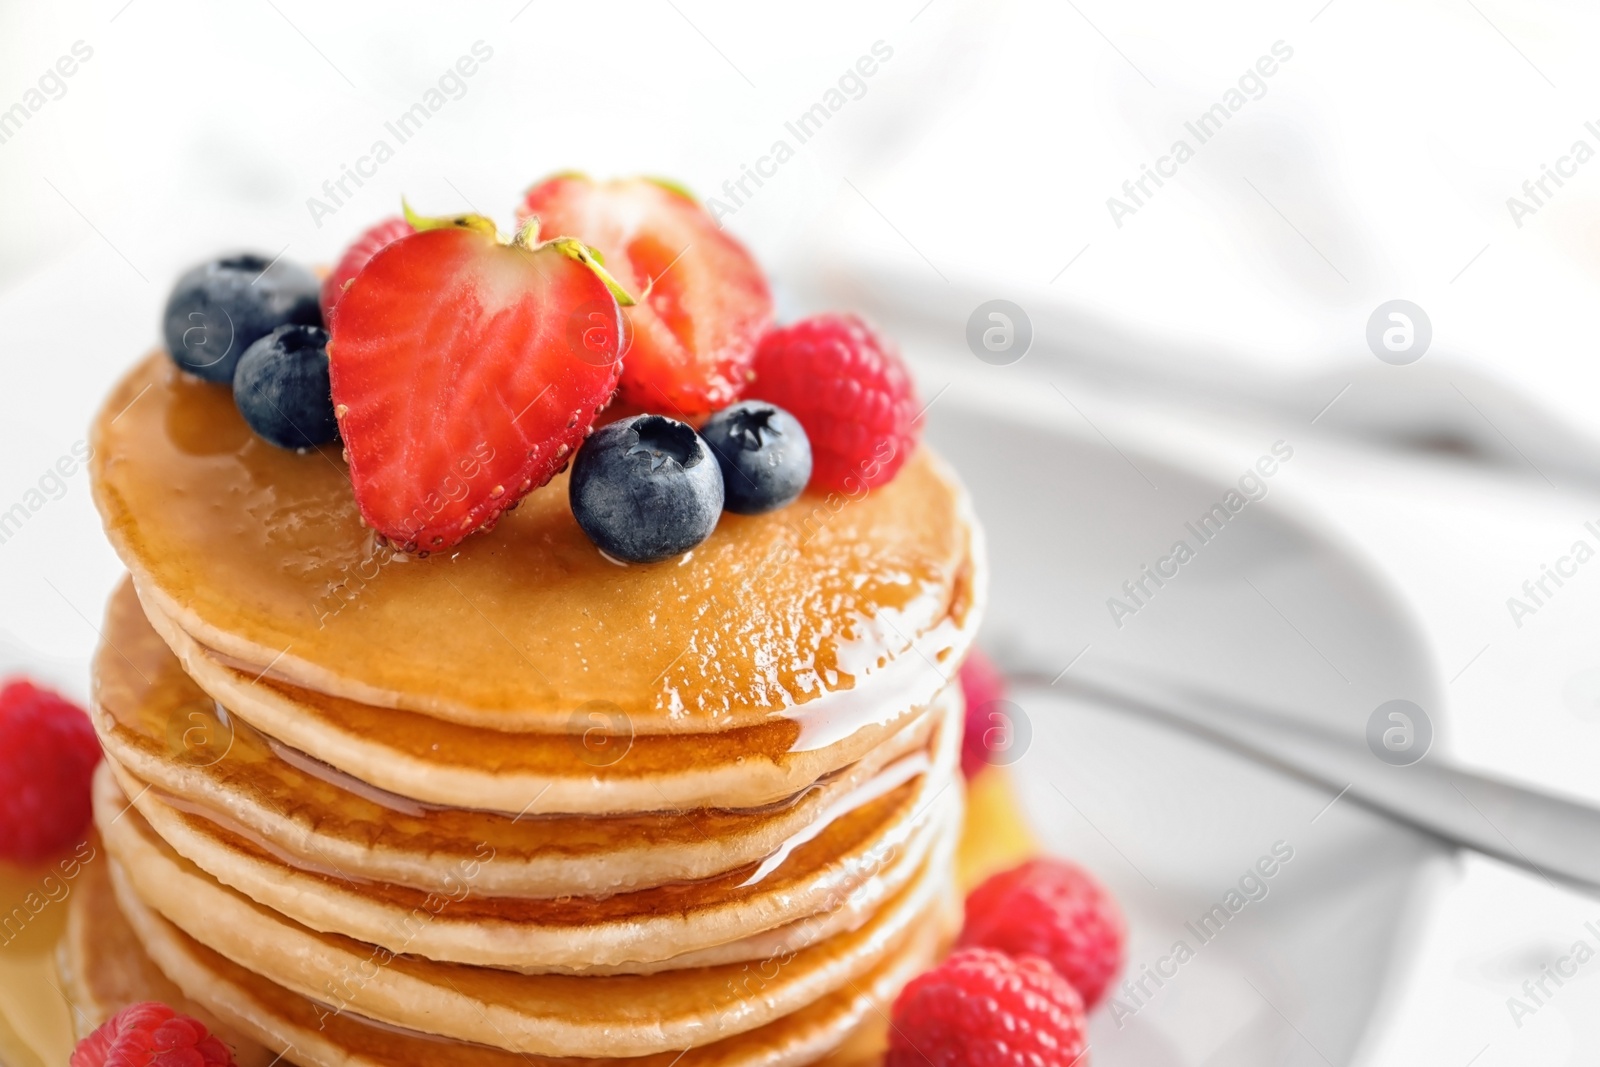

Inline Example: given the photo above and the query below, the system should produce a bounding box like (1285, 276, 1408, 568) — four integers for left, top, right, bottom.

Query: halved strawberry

(517, 175, 773, 420)
(321, 216, 414, 318)
(328, 211, 632, 552)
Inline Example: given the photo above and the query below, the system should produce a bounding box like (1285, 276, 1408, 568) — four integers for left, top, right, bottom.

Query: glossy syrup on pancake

(99, 799, 952, 1058)
(96, 715, 961, 970)
(74, 323, 990, 1066)
(112, 865, 952, 1067)
(94, 577, 949, 898)
(133, 581, 943, 816)
(46, 769, 1038, 1067)
(91, 354, 980, 734)
(56, 841, 276, 1067)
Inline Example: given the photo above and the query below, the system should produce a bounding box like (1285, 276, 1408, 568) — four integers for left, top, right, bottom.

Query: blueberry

(569, 414, 724, 563)
(700, 401, 812, 515)
(162, 253, 322, 383)
(233, 325, 338, 449)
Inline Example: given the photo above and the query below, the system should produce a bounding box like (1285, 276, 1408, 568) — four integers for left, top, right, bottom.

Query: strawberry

(321, 216, 414, 318)
(517, 175, 773, 419)
(328, 210, 633, 552)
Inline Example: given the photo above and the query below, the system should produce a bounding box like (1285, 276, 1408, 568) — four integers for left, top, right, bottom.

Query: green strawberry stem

(401, 199, 498, 239)
(546, 237, 636, 307)
(399, 198, 634, 307)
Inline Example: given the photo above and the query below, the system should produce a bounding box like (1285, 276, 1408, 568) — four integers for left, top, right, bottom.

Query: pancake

(95, 580, 947, 899)
(97, 577, 946, 897)
(115, 872, 951, 1067)
(80, 344, 988, 1066)
(90, 354, 983, 736)
(39, 760, 1047, 1067)
(55, 837, 276, 1067)
(139, 588, 938, 816)
(98, 717, 961, 971)
(103, 828, 951, 1057)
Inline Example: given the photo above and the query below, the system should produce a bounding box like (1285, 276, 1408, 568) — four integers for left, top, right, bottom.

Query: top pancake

(91, 355, 981, 733)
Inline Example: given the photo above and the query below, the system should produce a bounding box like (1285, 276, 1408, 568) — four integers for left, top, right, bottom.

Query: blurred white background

(4, 0, 1600, 1063)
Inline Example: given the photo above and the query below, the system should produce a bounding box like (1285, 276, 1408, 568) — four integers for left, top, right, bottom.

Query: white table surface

(4, 1, 1599, 1062)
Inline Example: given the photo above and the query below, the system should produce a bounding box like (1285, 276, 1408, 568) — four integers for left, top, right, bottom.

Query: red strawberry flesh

(328, 224, 626, 551)
(518, 176, 773, 419)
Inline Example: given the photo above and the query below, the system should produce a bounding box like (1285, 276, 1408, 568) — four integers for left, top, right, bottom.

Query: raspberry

(71, 1002, 234, 1067)
(0, 678, 101, 862)
(887, 948, 1088, 1067)
(959, 647, 1009, 777)
(960, 859, 1126, 1009)
(748, 314, 919, 492)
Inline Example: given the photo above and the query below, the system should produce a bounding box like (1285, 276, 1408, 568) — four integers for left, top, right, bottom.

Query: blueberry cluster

(570, 401, 812, 564)
(162, 254, 337, 450)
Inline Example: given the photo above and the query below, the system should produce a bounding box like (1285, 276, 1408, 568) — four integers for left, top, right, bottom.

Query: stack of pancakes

(73, 355, 986, 1067)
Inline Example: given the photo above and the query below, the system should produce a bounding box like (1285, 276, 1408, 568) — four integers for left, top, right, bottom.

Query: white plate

(3, 350, 1447, 1066)
(928, 387, 1450, 1066)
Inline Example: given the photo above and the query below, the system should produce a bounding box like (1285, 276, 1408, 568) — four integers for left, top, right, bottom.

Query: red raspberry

(0, 678, 101, 862)
(960, 859, 1126, 1009)
(320, 216, 414, 318)
(748, 314, 919, 492)
(887, 948, 1088, 1067)
(71, 1002, 234, 1067)
(959, 647, 1009, 777)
